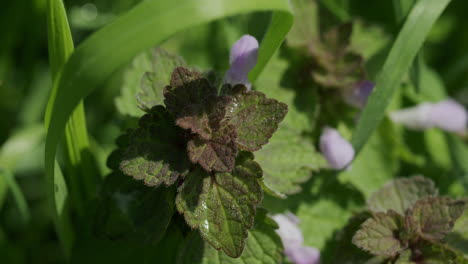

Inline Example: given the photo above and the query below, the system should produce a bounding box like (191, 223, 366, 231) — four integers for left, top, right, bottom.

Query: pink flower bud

(390, 99, 467, 133)
(223, 35, 259, 90)
(343, 80, 375, 108)
(272, 213, 320, 264)
(319, 127, 355, 169)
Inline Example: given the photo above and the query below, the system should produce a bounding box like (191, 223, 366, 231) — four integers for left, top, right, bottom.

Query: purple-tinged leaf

(352, 210, 406, 257)
(176, 152, 263, 258)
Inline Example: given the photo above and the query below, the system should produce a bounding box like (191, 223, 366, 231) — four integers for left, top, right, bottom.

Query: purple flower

(343, 80, 375, 108)
(223, 35, 259, 90)
(390, 99, 467, 133)
(272, 213, 320, 264)
(319, 127, 355, 170)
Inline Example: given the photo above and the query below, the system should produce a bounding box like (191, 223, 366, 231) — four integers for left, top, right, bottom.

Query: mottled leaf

(352, 210, 406, 257)
(222, 85, 288, 151)
(176, 208, 283, 264)
(137, 48, 187, 112)
(119, 106, 190, 186)
(187, 125, 238, 172)
(94, 172, 175, 244)
(164, 67, 219, 137)
(308, 23, 367, 90)
(407, 196, 465, 242)
(176, 152, 263, 258)
(367, 176, 438, 215)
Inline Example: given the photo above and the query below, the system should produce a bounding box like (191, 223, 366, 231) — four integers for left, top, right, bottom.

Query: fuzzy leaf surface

(222, 85, 288, 152)
(352, 210, 406, 257)
(176, 208, 283, 264)
(407, 196, 465, 242)
(176, 152, 263, 257)
(368, 176, 438, 215)
(118, 106, 190, 186)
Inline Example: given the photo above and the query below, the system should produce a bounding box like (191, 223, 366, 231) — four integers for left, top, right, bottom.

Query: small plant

(351, 176, 467, 263)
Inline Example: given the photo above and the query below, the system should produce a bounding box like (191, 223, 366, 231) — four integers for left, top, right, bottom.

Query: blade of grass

(0, 169, 30, 223)
(351, 0, 451, 153)
(46, 0, 89, 256)
(44, 0, 293, 254)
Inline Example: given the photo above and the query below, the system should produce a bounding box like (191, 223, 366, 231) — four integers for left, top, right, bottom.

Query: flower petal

(429, 99, 467, 132)
(287, 246, 321, 264)
(224, 35, 259, 90)
(343, 80, 374, 108)
(319, 127, 355, 170)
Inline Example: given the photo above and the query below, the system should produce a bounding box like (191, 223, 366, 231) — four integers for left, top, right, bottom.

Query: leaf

(394, 249, 416, 264)
(118, 106, 190, 187)
(187, 126, 238, 173)
(256, 126, 327, 195)
(340, 120, 400, 199)
(332, 211, 376, 264)
(367, 176, 438, 215)
(43, 0, 293, 253)
(407, 196, 465, 242)
(177, 208, 283, 264)
(447, 201, 468, 257)
(352, 0, 452, 153)
(164, 67, 219, 137)
(222, 85, 288, 152)
(352, 210, 406, 257)
(419, 242, 468, 264)
(254, 51, 325, 195)
(138, 49, 187, 112)
(309, 23, 367, 90)
(116, 48, 189, 117)
(176, 152, 263, 258)
(94, 172, 175, 244)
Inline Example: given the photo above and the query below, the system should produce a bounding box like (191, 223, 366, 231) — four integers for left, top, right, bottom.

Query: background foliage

(0, 0, 467, 263)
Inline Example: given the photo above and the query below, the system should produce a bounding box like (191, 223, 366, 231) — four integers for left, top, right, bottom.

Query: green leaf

(254, 51, 325, 195)
(177, 208, 283, 264)
(352, 210, 406, 257)
(352, 0, 451, 153)
(407, 196, 465, 242)
(222, 85, 288, 152)
(394, 249, 416, 264)
(367, 176, 438, 215)
(187, 126, 238, 173)
(419, 242, 468, 264)
(118, 106, 190, 186)
(138, 49, 187, 112)
(94, 172, 175, 244)
(332, 211, 376, 264)
(340, 120, 400, 199)
(44, 1, 292, 254)
(116, 48, 187, 117)
(447, 201, 468, 257)
(176, 152, 263, 257)
(0, 169, 30, 223)
(256, 126, 326, 195)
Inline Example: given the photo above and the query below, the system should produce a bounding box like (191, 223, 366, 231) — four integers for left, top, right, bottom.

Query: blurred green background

(1, 0, 467, 263)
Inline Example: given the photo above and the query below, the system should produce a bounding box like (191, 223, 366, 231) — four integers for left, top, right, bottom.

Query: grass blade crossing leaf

(351, 0, 451, 153)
